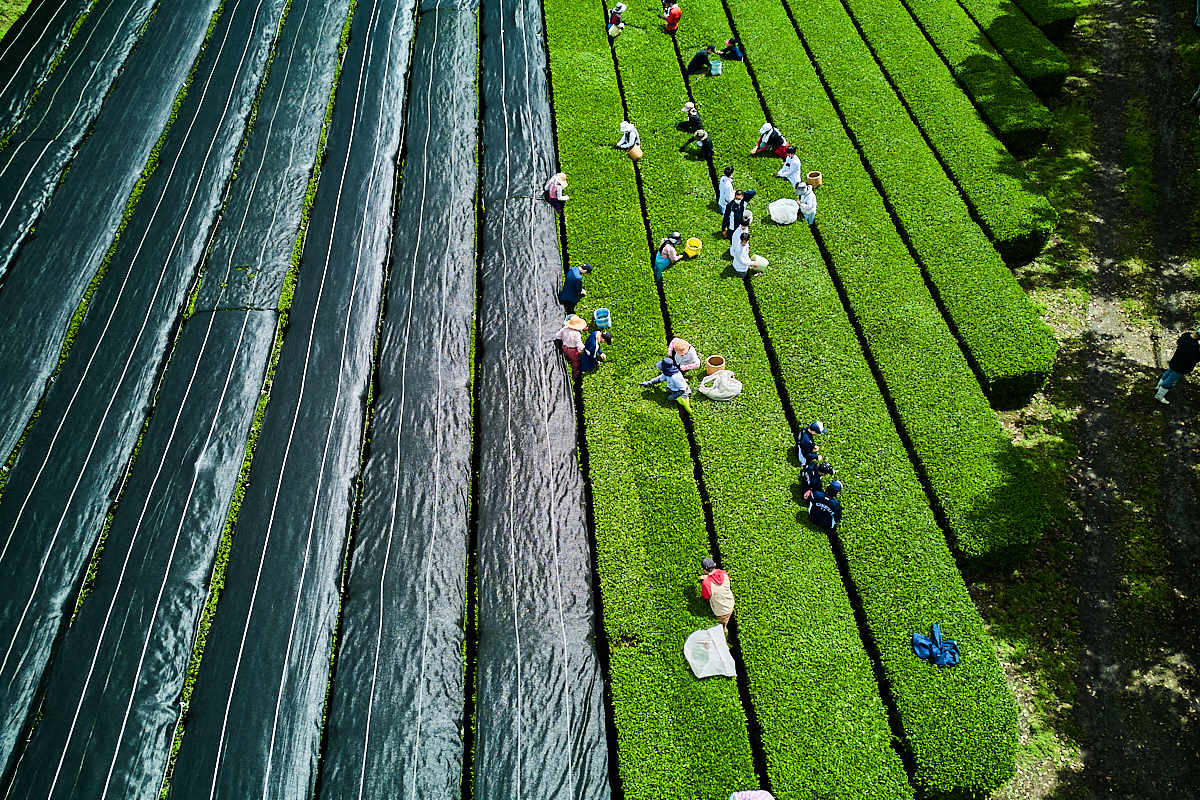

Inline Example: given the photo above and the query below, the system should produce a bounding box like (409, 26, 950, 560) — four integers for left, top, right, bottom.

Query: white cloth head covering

(759, 122, 772, 134)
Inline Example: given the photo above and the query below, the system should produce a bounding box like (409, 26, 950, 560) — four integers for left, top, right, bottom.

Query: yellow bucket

(684, 237, 703, 258)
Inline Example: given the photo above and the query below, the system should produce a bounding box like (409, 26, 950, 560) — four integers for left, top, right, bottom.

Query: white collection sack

(698, 369, 743, 401)
(684, 625, 737, 678)
(768, 197, 800, 224)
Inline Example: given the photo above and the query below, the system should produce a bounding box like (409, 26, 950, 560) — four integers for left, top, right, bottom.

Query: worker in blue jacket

(800, 459, 834, 495)
(796, 420, 825, 463)
(641, 357, 693, 411)
(581, 330, 612, 374)
(805, 480, 843, 532)
(558, 262, 594, 313)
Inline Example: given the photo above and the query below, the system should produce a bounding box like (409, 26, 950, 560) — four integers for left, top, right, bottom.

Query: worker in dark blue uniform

(800, 459, 834, 495)
(796, 420, 825, 463)
(558, 262, 594, 313)
(806, 480, 843, 532)
(581, 329, 612, 374)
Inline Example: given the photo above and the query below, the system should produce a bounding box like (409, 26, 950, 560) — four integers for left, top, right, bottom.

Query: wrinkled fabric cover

(912, 623, 961, 667)
(684, 626, 736, 678)
(768, 197, 799, 224)
(699, 369, 743, 401)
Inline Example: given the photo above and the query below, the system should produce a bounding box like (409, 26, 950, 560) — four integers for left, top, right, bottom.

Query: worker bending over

(641, 356, 692, 411)
(805, 480, 843, 532)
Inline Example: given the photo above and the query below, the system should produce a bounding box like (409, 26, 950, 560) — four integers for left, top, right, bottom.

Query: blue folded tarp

(911, 623, 960, 667)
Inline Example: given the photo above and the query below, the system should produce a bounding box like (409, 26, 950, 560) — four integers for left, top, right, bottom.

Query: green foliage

(1008, 0, 1083, 37)
(603, 2, 1022, 795)
(607, 21, 913, 800)
(759, 0, 1058, 403)
(891, 0, 1054, 153)
(954, 0, 1071, 95)
(543, 9, 760, 800)
(839, 0, 1057, 261)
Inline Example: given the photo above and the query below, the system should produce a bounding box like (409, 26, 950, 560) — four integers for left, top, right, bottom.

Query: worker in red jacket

(664, 0, 682, 33)
(698, 557, 735, 632)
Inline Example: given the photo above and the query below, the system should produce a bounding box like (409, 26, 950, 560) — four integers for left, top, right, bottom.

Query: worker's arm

(641, 374, 666, 386)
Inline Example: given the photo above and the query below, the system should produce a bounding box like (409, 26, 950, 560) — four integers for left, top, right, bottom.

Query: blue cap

(809, 421, 825, 434)
(701, 557, 717, 570)
(828, 480, 843, 494)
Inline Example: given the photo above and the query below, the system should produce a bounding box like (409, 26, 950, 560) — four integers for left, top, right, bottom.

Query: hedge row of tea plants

(954, 0, 1071, 95)
(601, 20, 914, 800)
(840, 0, 1057, 260)
(764, 0, 1058, 402)
(677, 0, 1049, 563)
(543, 8, 762, 800)
(604, 8, 1020, 797)
(891, 0, 1055, 149)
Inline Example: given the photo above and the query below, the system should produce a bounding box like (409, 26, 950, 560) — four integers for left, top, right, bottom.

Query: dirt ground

(974, 0, 1200, 796)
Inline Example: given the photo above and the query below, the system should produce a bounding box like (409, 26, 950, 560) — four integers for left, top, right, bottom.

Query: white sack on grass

(768, 197, 799, 224)
(698, 369, 743, 401)
(684, 625, 736, 678)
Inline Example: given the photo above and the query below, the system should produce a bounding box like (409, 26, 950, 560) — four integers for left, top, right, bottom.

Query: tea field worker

(796, 179, 817, 226)
(752, 122, 787, 157)
(681, 101, 703, 132)
(641, 356, 693, 410)
(557, 261, 594, 313)
(555, 314, 588, 381)
(805, 480, 844, 533)
(721, 190, 749, 238)
(728, 214, 751, 257)
(796, 419, 826, 462)
(777, 145, 802, 186)
(664, 0, 682, 32)
(686, 44, 716, 74)
(667, 337, 702, 372)
(543, 172, 569, 213)
(581, 329, 613, 374)
(607, 2, 626, 26)
(717, 165, 735, 213)
(720, 38, 744, 61)
(679, 128, 713, 159)
(1154, 328, 1200, 404)
(800, 458, 835, 495)
(699, 557, 735, 632)
(654, 232, 684, 280)
(616, 120, 640, 150)
(731, 231, 764, 276)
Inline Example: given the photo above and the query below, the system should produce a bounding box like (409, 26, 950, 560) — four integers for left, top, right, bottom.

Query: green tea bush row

(954, 0, 1070, 95)
(622, 4, 1019, 795)
(890, 0, 1054, 151)
(609, 20, 914, 800)
(773, 0, 1058, 403)
(683, 0, 1049, 562)
(543, 8, 761, 800)
(1009, 0, 1081, 38)
(840, 0, 1057, 261)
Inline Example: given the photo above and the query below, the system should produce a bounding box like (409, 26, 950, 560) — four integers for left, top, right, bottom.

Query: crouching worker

(641, 356, 692, 411)
(800, 458, 835, 495)
(680, 101, 703, 132)
(654, 231, 683, 280)
(555, 314, 589, 381)
(667, 337, 702, 372)
(699, 557, 735, 632)
(752, 122, 787, 157)
(796, 420, 825, 462)
(679, 128, 713, 159)
(616, 120, 640, 151)
(581, 329, 612, 375)
(805, 480, 843, 532)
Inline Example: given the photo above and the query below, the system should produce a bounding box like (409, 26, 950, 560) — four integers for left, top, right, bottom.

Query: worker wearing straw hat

(555, 314, 589, 381)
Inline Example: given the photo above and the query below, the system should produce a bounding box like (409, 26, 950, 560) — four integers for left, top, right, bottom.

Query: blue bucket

(593, 307, 612, 329)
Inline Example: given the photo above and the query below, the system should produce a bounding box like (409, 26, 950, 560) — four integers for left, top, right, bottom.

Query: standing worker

(581, 329, 613, 374)
(663, 0, 682, 32)
(698, 557, 735, 632)
(796, 420, 825, 463)
(718, 165, 735, 214)
(721, 189, 749, 237)
(641, 356, 692, 411)
(543, 172, 569, 213)
(1154, 328, 1200, 404)
(805, 480, 843, 533)
(558, 261, 594, 313)
(555, 314, 589, 381)
(728, 212, 751, 257)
